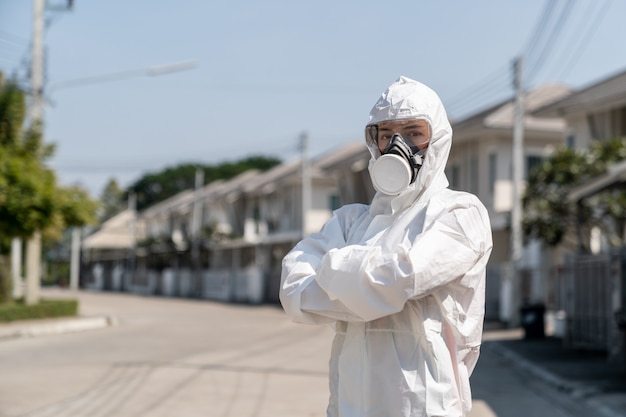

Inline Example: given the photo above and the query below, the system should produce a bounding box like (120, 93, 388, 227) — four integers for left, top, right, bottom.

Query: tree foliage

(128, 156, 281, 210)
(523, 139, 626, 250)
(0, 76, 57, 240)
(0, 74, 99, 248)
(99, 178, 126, 222)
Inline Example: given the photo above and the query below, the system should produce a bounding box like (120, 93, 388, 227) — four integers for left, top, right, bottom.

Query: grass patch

(0, 298, 79, 323)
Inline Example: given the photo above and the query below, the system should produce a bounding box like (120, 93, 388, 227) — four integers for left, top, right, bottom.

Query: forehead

(377, 119, 430, 130)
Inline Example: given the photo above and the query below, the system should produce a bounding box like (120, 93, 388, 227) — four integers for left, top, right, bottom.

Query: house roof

(141, 189, 196, 218)
(452, 84, 571, 132)
(200, 169, 260, 203)
(314, 141, 370, 173)
(83, 209, 138, 250)
(533, 67, 626, 117)
(237, 149, 345, 196)
(140, 170, 261, 216)
(240, 158, 304, 195)
(568, 159, 626, 202)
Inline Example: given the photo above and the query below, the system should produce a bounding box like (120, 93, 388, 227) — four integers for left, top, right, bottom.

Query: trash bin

(520, 302, 545, 339)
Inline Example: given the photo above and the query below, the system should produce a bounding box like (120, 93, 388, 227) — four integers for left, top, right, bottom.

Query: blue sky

(1, 0, 625, 197)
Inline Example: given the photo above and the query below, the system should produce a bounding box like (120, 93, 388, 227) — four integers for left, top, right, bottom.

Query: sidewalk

(0, 314, 114, 340)
(483, 328, 626, 417)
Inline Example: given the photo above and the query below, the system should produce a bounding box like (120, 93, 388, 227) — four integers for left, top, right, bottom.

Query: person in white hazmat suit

(280, 76, 493, 417)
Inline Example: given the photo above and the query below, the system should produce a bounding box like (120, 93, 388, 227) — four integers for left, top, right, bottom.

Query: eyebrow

(381, 120, 427, 127)
(403, 123, 428, 129)
(379, 123, 427, 131)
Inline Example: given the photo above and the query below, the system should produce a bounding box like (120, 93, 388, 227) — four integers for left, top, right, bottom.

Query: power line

(445, 1, 569, 121)
(522, 0, 558, 64)
(0, 29, 29, 45)
(0, 37, 27, 50)
(445, 64, 512, 118)
(525, 0, 577, 85)
(555, 0, 611, 81)
(0, 30, 31, 76)
(0, 57, 20, 65)
(540, 1, 597, 82)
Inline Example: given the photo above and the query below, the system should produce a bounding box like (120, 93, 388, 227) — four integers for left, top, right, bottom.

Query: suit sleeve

(315, 202, 492, 322)
(280, 205, 368, 324)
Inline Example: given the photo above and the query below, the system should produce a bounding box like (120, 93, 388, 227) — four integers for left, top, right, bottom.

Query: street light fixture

(48, 60, 197, 92)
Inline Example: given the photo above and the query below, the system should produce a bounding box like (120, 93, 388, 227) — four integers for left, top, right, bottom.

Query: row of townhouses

(82, 68, 626, 360)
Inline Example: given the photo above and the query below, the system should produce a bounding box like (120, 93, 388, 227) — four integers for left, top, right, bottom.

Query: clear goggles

(366, 118, 431, 151)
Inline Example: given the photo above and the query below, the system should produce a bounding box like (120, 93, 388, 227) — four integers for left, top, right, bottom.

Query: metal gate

(562, 252, 621, 352)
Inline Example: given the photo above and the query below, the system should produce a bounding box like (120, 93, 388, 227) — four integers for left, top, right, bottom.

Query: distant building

(532, 68, 626, 357)
(449, 84, 571, 321)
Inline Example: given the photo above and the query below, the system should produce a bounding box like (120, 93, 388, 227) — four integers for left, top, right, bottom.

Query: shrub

(0, 298, 78, 322)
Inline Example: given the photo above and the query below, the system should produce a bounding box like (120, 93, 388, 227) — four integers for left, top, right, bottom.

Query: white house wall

(563, 114, 593, 149)
(306, 184, 337, 235)
(204, 202, 233, 235)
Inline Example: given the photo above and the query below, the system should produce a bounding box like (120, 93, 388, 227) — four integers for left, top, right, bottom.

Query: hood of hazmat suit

(280, 76, 493, 417)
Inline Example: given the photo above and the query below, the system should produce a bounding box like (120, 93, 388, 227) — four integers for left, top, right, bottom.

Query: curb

(0, 315, 115, 341)
(485, 341, 624, 417)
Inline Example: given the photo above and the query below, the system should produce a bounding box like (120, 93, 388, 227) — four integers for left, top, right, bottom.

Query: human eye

(377, 132, 392, 143)
(406, 130, 425, 139)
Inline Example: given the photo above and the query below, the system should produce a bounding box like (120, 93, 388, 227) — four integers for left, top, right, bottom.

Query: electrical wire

(540, 1, 597, 82)
(525, 0, 577, 85)
(447, 0, 610, 120)
(0, 29, 29, 45)
(522, 0, 558, 65)
(445, 64, 512, 119)
(0, 37, 26, 50)
(0, 30, 30, 74)
(0, 57, 20, 65)
(445, 1, 568, 120)
(554, 0, 611, 81)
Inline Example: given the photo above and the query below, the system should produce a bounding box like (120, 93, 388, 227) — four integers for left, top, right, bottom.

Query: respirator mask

(370, 133, 426, 195)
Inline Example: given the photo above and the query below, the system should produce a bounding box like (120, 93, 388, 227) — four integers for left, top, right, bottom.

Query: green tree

(0, 76, 57, 241)
(128, 156, 281, 210)
(523, 138, 626, 251)
(0, 74, 98, 302)
(99, 178, 126, 222)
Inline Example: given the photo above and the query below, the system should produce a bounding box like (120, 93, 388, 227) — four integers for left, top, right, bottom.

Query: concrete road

(0, 289, 597, 417)
(1, 289, 332, 417)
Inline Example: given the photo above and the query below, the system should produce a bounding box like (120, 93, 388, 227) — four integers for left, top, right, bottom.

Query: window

(448, 165, 460, 190)
(329, 194, 341, 211)
(489, 153, 497, 195)
(566, 133, 575, 149)
(470, 155, 478, 194)
(612, 106, 626, 139)
(526, 155, 543, 179)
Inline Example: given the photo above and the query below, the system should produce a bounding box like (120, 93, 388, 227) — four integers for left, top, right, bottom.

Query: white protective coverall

(280, 76, 493, 417)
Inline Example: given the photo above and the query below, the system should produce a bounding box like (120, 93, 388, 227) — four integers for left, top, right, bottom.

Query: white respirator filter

(370, 134, 424, 195)
(370, 153, 414, 195)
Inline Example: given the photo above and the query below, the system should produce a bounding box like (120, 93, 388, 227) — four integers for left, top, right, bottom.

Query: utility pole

(69, 227, 81, 290)
(11, 239, 22, 298)
(127, 192, 137, 291)
(191, 168, 204, 298)
(22, 0, 76, 303)
(508, 56, 525, 325)
(300, 132, 311, 238)
(511, 57, 524, 279)
(24, 0, 46, 305)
